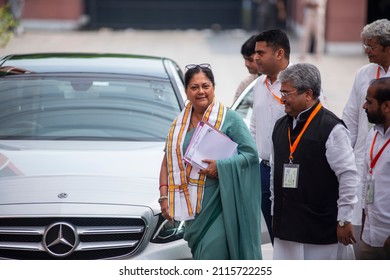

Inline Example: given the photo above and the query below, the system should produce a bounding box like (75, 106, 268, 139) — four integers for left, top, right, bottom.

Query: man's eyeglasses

(363, 44, 381, 51)
(185, 63, 211, 71)
(280, 90, 300, 98)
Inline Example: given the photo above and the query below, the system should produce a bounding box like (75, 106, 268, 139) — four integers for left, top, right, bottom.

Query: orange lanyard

(264, 76, 282, 104)
(369, 131, 390, 174)
(376, 66, 381, 79)
(288, 103, 322, 163)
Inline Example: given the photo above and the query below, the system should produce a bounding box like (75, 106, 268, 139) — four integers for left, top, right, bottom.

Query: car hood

(0, 141, 163, 209)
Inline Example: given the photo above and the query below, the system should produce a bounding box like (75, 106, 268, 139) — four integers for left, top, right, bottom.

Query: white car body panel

(0, 140, 192, 259)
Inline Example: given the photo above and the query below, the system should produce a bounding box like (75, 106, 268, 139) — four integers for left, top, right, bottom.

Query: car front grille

(0, 217, 147, 260)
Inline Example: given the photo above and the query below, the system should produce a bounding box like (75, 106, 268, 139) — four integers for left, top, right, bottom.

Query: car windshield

(0, 74, 181, 141)
(234, 86, 254, 126)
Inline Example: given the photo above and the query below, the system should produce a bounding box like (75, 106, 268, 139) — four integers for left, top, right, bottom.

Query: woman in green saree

(159, 64, 262, 259)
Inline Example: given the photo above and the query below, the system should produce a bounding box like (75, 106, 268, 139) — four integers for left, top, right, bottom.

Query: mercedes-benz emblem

(43, 222, 79, 257)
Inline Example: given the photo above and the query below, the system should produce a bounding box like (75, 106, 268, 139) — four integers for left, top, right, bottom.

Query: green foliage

(0, 4, 17, 48)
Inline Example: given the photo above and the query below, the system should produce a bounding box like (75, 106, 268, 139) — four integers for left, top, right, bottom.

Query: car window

(233, 85, 254, 126)
(0, 75, 182, 141)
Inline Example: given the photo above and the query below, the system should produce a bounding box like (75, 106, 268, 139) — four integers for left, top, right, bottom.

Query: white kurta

(342, 63, 390, 225)
(362, 125, 390, 247)
(250, 74, 286, 161)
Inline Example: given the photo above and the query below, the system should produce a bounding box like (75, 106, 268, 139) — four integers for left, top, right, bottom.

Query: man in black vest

(271, 63, 358, 259)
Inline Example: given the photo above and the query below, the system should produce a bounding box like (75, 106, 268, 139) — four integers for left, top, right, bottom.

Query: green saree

(183, 109, 262, 260)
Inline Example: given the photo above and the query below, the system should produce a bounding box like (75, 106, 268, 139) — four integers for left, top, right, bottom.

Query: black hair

(255, 29, 291, 59)
(370, 77, 390, 103)
(241, 35, 257, 57)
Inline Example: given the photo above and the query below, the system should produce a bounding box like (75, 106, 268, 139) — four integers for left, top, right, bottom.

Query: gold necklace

(190, 113, 202, 130)
(189, 117, 199, 129)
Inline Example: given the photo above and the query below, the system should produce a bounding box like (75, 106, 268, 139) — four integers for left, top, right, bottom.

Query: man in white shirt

(250, 29, 292, 244)
(342, 18, 390, 258)
(360, 77, 390, 260)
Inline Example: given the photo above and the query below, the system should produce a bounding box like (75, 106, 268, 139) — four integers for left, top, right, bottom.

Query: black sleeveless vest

(272, 102, 344, 244)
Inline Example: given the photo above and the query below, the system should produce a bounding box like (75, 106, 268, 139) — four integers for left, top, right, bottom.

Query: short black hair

(255, 29, 291, 59)
(370, 77, 390, 103)
(241, 35, 257, 57)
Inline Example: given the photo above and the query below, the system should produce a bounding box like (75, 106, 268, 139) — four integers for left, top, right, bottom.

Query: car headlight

(151, 214, 185, 243)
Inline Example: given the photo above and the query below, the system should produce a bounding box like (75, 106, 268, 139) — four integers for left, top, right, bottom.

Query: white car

(0, 53, 192, 260)
(230, 78, 256, 127)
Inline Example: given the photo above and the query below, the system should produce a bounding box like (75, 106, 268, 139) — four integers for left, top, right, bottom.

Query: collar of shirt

(291, 100, 320, 128)
(374, 124, 390, 136)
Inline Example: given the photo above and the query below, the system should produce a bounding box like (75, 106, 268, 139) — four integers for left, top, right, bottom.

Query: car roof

(0, 53, 176, 78)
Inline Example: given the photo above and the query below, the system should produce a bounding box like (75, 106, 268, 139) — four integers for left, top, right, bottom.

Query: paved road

(1, 29, 368, 116)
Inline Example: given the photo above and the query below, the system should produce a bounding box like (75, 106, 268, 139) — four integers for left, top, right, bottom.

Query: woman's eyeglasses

(185, 63, 211, 71)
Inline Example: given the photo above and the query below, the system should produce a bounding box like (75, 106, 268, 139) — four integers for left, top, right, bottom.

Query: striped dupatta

(166, 99, 226, 221)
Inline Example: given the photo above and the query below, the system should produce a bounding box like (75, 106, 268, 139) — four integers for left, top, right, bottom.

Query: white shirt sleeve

(325, 124, 358, 222)
(342, 80, 360, 148)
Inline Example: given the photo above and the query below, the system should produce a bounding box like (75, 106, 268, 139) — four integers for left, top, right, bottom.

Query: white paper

(184, 122, 238, 169)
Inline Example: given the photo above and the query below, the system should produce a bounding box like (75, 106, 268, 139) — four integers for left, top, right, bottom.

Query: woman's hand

(160, 199, 173, 221)
(199, 159, 218, 178)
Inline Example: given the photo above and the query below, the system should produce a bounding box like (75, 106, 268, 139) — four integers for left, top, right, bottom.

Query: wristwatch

(338, 220, 351, 227)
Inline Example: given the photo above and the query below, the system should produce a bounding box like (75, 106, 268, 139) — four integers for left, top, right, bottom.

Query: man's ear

(275, 48, 285, 60)
(382, 100, 390, 113)
(305, 88, 315, 101)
